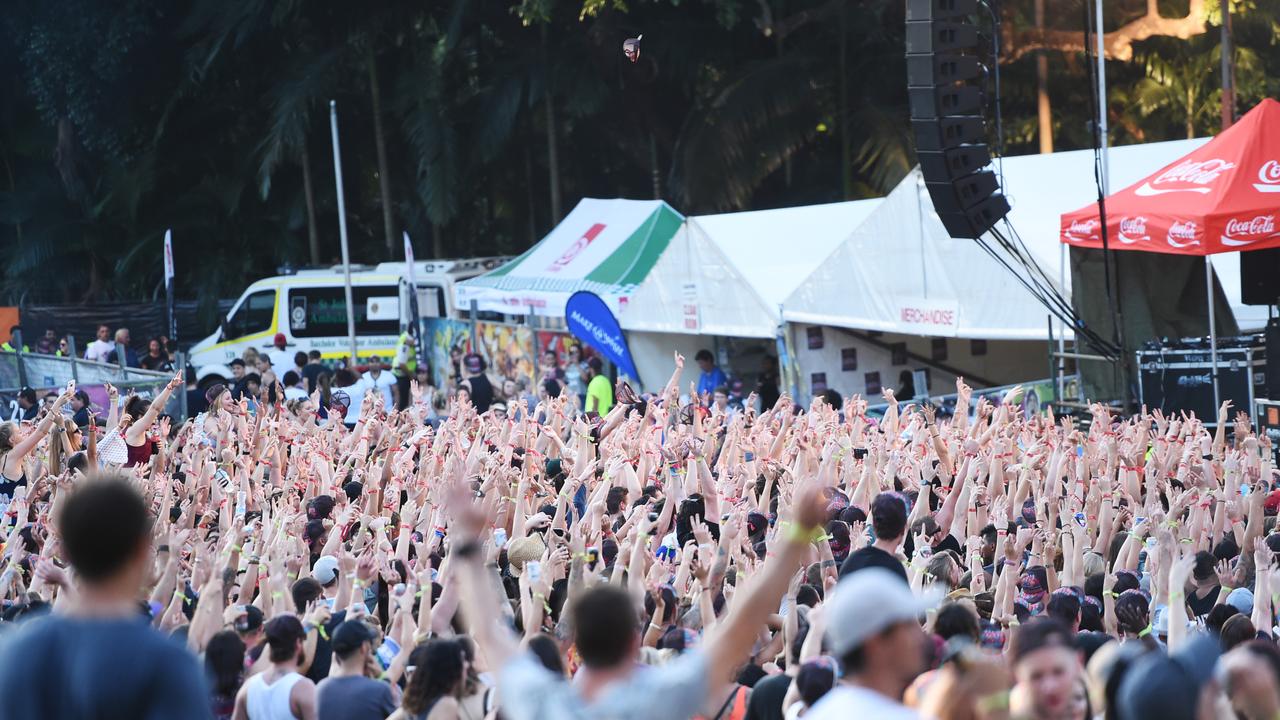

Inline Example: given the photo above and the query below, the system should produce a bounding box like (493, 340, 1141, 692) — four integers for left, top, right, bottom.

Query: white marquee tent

(619, 199, 882, 338)
(784, 138, 1266, 339)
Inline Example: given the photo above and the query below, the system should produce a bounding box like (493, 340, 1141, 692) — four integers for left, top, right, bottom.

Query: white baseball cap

(825, 567, 933, 656)
(312, 555, 340, 586)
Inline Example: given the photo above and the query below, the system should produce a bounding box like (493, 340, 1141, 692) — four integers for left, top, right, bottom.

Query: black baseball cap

(331, 619, 379, 656)
(235, 605, 265, 634)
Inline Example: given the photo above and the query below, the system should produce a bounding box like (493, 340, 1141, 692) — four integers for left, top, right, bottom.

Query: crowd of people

(4, 323, 177, 372)
(0, 347, 1277, 720)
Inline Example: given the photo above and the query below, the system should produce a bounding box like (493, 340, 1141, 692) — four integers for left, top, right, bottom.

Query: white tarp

(785, 138, 1266, 339)
(620, 200, 881, 338)
(785, 169, 1056, 339)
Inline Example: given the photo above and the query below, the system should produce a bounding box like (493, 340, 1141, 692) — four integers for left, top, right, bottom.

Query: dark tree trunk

(301, 146, 320, 266)
(369, 48, 396, 260)
(541, 25, 562, 222)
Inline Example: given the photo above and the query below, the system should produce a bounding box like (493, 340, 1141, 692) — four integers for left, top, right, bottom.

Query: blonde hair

(0, 421, 15, 455)
(1083, 551, 1105, 578)
(241, 347, 260, 364)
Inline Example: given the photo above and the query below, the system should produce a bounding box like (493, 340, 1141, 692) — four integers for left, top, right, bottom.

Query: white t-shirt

(84, 339, 114, 363)
(334, 377, 370, 424)
(283, 386, 308, 402)
(267, 348, 295, 375)
(363, 370, 397, 408)
(805, 685, 927, 720)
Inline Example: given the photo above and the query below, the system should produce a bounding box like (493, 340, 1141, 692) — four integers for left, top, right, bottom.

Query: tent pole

(330, 100, 359, 367)
(1094, 0, 1109, 194)
(1206, 258, 1220, 417)
(1058, 242, 1066, 402)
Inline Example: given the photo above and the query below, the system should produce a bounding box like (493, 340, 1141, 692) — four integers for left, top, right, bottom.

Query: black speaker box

(906, 0, 978, 20)
(1240, 247, 1280, 306)
(905, 21, 979, 54)
(907, 53, 982, 86)
(911, 116, 985, 151)
(926, 171, 999, 213)
(909, 86, 982, 119)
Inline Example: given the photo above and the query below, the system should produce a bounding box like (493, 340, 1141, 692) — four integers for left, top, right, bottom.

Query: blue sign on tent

(565, 291, 640, 384)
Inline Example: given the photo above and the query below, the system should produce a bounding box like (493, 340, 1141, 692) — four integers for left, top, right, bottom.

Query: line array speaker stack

(906, 0, 1010, 239)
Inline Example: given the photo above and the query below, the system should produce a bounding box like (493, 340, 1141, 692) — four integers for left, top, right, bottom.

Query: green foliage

(0, 0, 1275, 310)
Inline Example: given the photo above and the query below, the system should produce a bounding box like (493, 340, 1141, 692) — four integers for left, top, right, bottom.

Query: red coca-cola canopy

(1060, 98, 1280, 256)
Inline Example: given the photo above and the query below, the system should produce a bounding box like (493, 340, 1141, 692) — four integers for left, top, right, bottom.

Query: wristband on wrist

(976, 691, 1010, 714)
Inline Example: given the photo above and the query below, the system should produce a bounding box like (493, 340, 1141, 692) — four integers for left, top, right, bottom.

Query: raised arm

(6, 384, 73, 469)
(702, 483, 825, 689)
(126, 372, 184, 444)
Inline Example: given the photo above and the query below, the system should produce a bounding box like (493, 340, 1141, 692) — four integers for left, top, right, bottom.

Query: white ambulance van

(188, 258, 506, 387)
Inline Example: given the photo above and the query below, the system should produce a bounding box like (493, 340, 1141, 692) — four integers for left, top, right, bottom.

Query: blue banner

(565, 291, 640, 383)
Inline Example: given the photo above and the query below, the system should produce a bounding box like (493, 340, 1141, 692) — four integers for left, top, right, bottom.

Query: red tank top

(124, 439, 155, 467)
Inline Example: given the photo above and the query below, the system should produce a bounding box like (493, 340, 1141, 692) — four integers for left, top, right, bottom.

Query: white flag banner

(403, 231, 417, 288)
(163, 229, 175, 284)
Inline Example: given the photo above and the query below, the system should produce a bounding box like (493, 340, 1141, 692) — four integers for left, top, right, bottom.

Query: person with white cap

(805, 567, 932, 719)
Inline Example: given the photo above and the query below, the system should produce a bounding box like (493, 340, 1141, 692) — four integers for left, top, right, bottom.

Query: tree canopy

(1, 0, 1277, 318)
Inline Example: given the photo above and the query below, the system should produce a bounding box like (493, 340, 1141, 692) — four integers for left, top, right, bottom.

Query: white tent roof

(997, 139, 1265, 332)
(456, 198, 683, 317)
(783, 139, 1265, 339)
(619, 199, 882, 338)
(784, 169, 1059, 339)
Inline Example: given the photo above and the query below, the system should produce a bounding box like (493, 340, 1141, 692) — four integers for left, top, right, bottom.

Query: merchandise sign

(565, 291, 641, 382)
(897, 298, 960, 336)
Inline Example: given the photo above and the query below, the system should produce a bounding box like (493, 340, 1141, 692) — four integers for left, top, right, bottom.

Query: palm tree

(1132, 33, 1261, 139)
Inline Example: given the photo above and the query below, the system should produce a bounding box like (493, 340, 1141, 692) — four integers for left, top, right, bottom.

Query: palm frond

(256, 47, 345, 199)
(668, 55, 826, 211)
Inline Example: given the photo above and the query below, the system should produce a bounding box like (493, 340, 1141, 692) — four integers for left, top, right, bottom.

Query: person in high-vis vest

(1, 325, 28, 353)
(393, 330, 417, 410)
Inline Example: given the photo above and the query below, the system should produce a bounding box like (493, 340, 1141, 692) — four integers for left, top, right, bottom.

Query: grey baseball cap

(824, 567, 933, 656)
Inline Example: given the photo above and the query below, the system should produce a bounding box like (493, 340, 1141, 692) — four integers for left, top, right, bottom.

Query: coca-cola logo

(1222, 214, 1279, 247)
(1254, 160, 1280, 193)
(1135, 158, 1236, 196)
(1166, 220, 1202, 248)
(1118, 216, 1149, 244)
(1064, 218, 1099, 242)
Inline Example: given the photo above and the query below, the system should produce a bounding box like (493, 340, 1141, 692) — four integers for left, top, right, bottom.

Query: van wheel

(198, 375, 226, 392)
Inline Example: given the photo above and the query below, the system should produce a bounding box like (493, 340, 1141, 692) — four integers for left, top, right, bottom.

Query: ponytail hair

(0, 421, 15, 455)
(123, 395, 151, 420)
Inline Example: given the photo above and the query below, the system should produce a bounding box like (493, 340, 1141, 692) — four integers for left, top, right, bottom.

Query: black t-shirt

(1187, 585, 1221, 618)
(0, 614, 212, 719)
(839, 545, 908, 584)
(304, 609, 347, 683)
(743, 671, 791, 720)
(301, 364, 331, 394)
(140, 354, 171, 371)
(467, 374, 494, 413)
(756, 373, 780, 412)
(933, 533, 963, 557)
